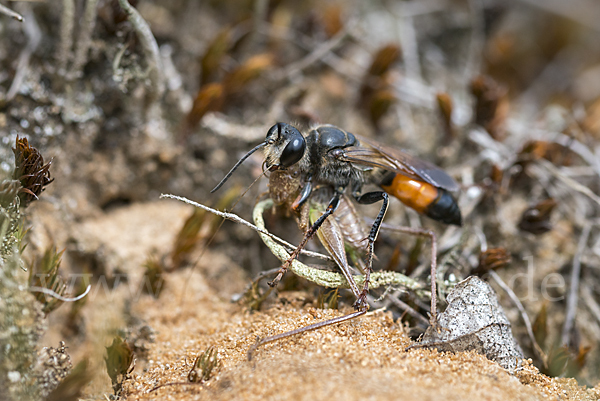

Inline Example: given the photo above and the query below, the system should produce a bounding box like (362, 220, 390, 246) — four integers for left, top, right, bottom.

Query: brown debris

(358, 44, 401, 128)
(12, 136, 53, 208)
(470, 75, 508, 140)
(518, 198, 557, 235)
(472, 247, 512, 276)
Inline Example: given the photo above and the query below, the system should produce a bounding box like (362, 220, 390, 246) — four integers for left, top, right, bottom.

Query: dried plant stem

(539, 160, 600, 207)
(0, 3, 23, 21)
(159, 194, 332, 261)
(29, 284, 91, 302)
(489, 270, 546, 362)
(386, 292, 430, 326)
(71, 0, 99, 78)
(581, 283, 600, 326)
(7, 7, 41, 101)
(274, 25, 350, 80)
(57, 0, 75, 74)
(516, 0, 600, 32)
(562, 222, 592, 346)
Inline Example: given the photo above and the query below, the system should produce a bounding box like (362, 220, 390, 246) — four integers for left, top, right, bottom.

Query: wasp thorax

(264, 123, 306, 169)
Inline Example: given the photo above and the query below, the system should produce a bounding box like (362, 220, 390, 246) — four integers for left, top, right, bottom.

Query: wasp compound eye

(266, 122, 285, 143)
(279, 129, 306, 167)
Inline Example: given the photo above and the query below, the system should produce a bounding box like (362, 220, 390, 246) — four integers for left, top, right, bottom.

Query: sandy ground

(121, 270, 600, 401)
(53, 201, 597, 401)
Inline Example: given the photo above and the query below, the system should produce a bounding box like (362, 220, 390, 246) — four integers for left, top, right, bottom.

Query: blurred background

(1, 0, 600, 398)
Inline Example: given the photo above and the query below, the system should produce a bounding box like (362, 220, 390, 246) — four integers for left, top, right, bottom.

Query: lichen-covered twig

(160, 194, 425, 294)
(253, 199, 425, 293)
(117, 0, 165, 101)
(159, 194, 332, 261)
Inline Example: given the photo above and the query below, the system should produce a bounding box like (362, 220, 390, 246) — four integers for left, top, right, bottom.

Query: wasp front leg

(353, 191, 389, 309)
(268, 190, 342, 288)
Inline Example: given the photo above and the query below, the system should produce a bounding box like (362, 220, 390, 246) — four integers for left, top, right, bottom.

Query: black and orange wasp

(212, 122, 461, 353)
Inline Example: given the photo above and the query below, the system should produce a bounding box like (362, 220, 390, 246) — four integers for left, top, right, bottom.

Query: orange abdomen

(381, 174, 439, 214)
(380, 173, 462, 225)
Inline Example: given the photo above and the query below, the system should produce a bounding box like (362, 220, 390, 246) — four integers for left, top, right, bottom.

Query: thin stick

(150, 381, 204, 393)
(0, 3, 23, 21)
(386, 292, 430, 326)
(160, 194, 332, 261)
(489, 270, 546, 362)
(71, 0, 99, 79)
(57, 0, 74, 74)
(516, 0, 600, 32)
(117, 0, 165, 101)
(273, 25, 350, 80)
(539, 160, 600, 207)
(581, 283, 600, 326)
(7, 8, 41, 101)
(562, 222, 592, 346)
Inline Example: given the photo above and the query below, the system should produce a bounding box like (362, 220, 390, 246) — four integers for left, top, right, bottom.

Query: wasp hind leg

(379, 223, 438, 325)
(354, 191, 389, 310)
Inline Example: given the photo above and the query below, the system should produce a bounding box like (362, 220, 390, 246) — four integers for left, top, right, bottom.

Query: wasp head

(211, 122, 306, 193)
(264, 123, 306, 170)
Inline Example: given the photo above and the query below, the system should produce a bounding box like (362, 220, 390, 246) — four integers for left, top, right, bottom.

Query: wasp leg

(291, 177, 312, 212)
(268, 191, 342, 288)
(248, 307, 367, 361)
(354, 191, 389, 310)
(379, 223, 438, 325)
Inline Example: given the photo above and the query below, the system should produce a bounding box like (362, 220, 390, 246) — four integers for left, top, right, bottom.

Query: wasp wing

(339, 135, 460, 192)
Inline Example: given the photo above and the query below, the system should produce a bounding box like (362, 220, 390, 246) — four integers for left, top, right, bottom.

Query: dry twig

(6, 7, 41, 101)
(273, 24, 351, 81)
(562, 222, 592, 346)
(489, 270, 546, 362)
(0, 2, 23, 21)
(71, 0, 100, 78)
(386, 292, 430, 326)
(159, 194, 331, 261)
(29, 284, 91, 303)
(117, 0, 165, 101)
(581, 283, 600, 326)
(57, 0, 74, 74)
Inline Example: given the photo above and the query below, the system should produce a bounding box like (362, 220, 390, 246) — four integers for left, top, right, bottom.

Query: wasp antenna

(211, 142, 267, 193)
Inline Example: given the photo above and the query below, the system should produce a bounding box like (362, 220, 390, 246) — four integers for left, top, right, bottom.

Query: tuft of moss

(0, 136, 63, 400)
